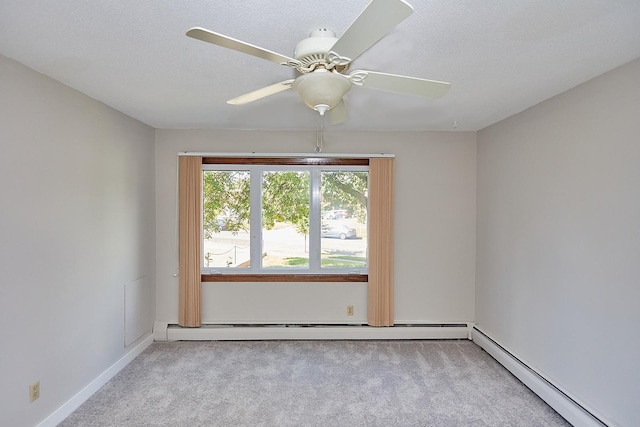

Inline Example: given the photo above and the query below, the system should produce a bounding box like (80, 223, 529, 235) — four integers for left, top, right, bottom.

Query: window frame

(200, 157, 369, 282)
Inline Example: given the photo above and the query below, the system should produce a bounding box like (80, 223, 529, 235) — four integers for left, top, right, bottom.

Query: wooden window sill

(201, 274, 368, 283)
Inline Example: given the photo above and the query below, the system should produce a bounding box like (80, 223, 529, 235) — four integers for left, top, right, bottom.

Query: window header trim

(202, 157, 369, 166)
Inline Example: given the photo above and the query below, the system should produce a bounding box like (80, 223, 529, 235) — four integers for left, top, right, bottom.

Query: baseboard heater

(472, 326, 609, 427)
(155, 322, 471, 342)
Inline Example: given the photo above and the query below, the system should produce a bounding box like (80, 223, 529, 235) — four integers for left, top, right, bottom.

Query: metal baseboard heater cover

(159, 323, 472, 342)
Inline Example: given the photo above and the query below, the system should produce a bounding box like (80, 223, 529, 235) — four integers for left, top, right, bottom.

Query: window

(178, 155, 394, 326)
(201, 159, 368, 278)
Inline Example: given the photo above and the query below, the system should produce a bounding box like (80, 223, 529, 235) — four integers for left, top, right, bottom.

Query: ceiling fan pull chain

(315, 111, 324, 153)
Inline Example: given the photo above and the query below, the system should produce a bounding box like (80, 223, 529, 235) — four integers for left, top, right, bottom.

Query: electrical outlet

(347, 305, 354, 316)
(29, 381, 40, 403)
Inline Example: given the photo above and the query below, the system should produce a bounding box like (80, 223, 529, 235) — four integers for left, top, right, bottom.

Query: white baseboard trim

(163, 323, 471, 341)
(472, 327, 608, 427)
(37, 334, 153, 427)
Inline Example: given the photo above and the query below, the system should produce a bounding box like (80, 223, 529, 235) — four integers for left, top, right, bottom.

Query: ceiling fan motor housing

(294, 29, 343, 71)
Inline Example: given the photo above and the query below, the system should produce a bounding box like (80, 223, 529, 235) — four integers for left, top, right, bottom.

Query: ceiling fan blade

(227, 80, 295, 105)
(327, 100, 349, 125)
(186, 27, 296, 67)
(349, 70, 450, 98)
(328, 0, 413, 66)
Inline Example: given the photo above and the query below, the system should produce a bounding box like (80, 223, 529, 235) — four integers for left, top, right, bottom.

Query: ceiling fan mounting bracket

(326, 51, 352, 67)
(349, 71, 368, 86)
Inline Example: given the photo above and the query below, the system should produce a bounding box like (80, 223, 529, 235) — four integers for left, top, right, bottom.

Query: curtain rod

(178, 152, 395, 158)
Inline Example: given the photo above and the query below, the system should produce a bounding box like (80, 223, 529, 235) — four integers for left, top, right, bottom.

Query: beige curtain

(178, 156, 202, 327)
(368, 157, 395, 326)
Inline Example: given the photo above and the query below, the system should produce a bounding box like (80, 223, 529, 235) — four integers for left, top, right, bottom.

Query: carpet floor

(60, 340, 570, 426)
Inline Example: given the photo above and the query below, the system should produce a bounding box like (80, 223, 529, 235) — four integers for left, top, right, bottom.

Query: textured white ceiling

(1, 0, 639, 131)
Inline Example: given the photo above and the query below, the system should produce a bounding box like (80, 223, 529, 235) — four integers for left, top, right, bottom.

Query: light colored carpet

(60, 340, 570, 426)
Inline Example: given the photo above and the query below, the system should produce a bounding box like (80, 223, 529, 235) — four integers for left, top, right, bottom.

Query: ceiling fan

(186, 0, 450, 125)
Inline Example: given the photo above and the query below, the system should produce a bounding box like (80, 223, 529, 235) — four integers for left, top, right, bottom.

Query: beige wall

(0, 54, 156, 426)
(155, 129, 477, 325)
(476, 57, 640, 426)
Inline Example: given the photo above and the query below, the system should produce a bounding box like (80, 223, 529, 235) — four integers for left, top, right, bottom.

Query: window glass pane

(202, 170, 251, 268)
(261, 171, 310, 268)
(321, 171, 368, 269)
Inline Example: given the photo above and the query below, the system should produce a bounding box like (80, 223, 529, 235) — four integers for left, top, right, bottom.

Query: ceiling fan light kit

(186, 0, 450, 125)
(292, 69, 352, 111)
